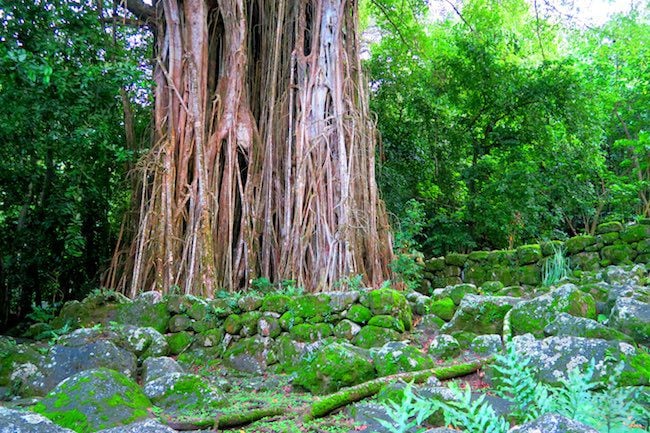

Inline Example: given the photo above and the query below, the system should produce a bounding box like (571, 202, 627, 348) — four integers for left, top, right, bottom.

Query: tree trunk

(109, 0, 393, 296)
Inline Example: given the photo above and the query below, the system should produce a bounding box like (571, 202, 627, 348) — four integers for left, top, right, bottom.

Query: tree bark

(109, 0, 393, 295)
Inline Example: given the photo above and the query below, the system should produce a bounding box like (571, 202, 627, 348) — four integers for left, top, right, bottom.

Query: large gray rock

(223, 336, 276, 373)
(117, 325, 169, 359)
(142, 356, 184, 384)
(509, 413, 598, 433)
(511, 334, 647, 386)
(0, 407, 76, 433)
(39, 340, 137, 392)
(441, 295, 520, 335)
(33, 368, 151, 433)
(510, 284, 596, 337)
(608, 297, 650, 345)
(544, 313, 633, 342)
(95, 419, 177, 433)
(143, 372, 223, 415)
(0, 341, 47, 397)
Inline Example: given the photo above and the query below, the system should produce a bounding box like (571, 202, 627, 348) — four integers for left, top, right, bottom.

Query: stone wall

(421, 220, 650, 291)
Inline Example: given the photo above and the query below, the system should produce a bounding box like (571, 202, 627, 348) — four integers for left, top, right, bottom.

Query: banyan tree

(107, 0, 393, 297)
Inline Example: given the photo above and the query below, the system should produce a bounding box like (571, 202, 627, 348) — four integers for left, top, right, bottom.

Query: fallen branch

(161, 406, 286, 430)
(306, 356, 494, 420)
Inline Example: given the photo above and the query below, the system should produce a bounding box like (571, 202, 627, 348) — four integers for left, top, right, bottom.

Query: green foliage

(374, 382, 435, 433)
(0, 0, 150, 328)
(542, 245, 572, 286)
(390, 199, 425, 290)
(438, 382, 510, 433)
(492, 341, 553, 422)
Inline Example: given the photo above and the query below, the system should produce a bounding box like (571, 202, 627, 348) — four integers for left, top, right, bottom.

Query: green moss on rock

(279, 311, 304, 330)
(621, 224, 650, 243)
(371, 342, 433, 376)
(293, 294, 332, 319)
(294, 342, 376, 394)
(166, 331, 193, 355)
(261, 294, 293, 314)
(428, 297, 456, 321)
(352, 325, 400, 349)
(517, 244, 542, 265)
(363, 288, 412, 330)
(367, 315, 405, 333)
(566, 235, 597, 254)
(33, 368, 150, 433)
(290, 323, 333, 342)
(239, 311, 262, 336)
(445, 253, 468, 267)
(224, 314, 243, 334)
(596, 221, 623, 234)
(601, 244, 636, 265)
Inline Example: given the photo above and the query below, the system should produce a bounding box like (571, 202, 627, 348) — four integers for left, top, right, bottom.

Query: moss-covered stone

(143, 372, 223, 415)
(279, 310, 304, 330)
(609, 297, 650, 345)
(223, 336, 276, 373)
(441, 294, 519, 335)
(621, 224, 650, 243)
(294, 342, 376, 394)
(239, 311, 262, 337)
(290, 323, 333, 342)
(596, 221, 624, 234)
(424, 258, 445, 272)
(427, 297, 456, 321)
(168, 314, 192, 333)
(257, 315, 281, 338)
(487, 250, 515, 265)
(33, 368, 150, 433)
(352, 325, 400, 349)
(571, 252, 601, 271)
(436, 284, 477, 306)
(333, 319, 362, 340)
(187, 300, 210, 321)
(261, 294, 293, 314)
(636, 239, 650, 254)
(619, 348, 650, 387)
(601, 244, 636, 265)
(445, 253, 468, 267)
(166, 331, 193, 355)
(428, 334, 461, 359)
(517, 244, 542, 265)
(166, 295, 193, 314)
(480, 281, 505, 294)
(544, 313, 634, 343)
(371, 342, 433, 376)
(368, 315, 405, 333)
(464, 265, 491, 286)
(566, 235, 597, 254)
(510, 284, 596, 337)
(344, 304, 372, 324)
(363, 288, 412, 330)
(115, 300, 170, 334)
(442, 266, 461, 277)
(468, 251, 490, 262)
(207, 298, 235, 318)
(274, 334, 304, 373)
(193, 328, 225, 349)
(518, 264, 541, 286)
(598, 232, 620, 245)
(238, 294, 263, 312)
(293, 294, 332, 319)
(491, 266, 519, 286)
(224, 314, 243, 335)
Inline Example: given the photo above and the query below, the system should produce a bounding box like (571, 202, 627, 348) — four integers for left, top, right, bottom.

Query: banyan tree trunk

(108, 0, 392, 297)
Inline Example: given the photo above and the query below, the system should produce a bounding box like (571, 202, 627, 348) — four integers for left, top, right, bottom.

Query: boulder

(223, 335, 276, 373)
(345, 304, 373, 324)
(544, 313, 634, 342)
(116, 298, 170, 334)
(166, 331, 193, 355)
(116, 325, 169, 360)
(0, 407, 76, 433)
(0, 340, 47, 397)
(362, 288, 413, 330)
(441, 295, 520, 335)
(608, 297, 650, 344)
(511, 334, 649, 386)
(33, 368, 150, 433)
(294, 342, 376, 394)
(433, 284, 477, 306)
(510, 284, 596, 337)
(469, 334, 503, 356)
(352, 325, 401, 349)
(428, 334, 461, 360)
(371, 341, 433, 376)
(510, 413, 598, 433)
(427, 297, 456, 321)
(333, 319, 362, 340)
(143, 372, 223, 415)
(142, 356, 184, 384)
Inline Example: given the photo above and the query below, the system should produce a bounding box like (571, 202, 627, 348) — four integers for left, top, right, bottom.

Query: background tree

(108, 0, 394, 297)
(0, 0, 146, 328)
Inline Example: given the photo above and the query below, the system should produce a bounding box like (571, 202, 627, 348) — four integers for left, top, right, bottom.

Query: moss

(289, 323, 333, 342)
(346, 304, 373, 324)
(596, 221, 623, 234)
(333, 319, 360, 340)
(279, 311, 304, 330)
(599, 232, 620, 245)
(571, 252, 601, 271)
(240, 311, 262, 336)
(566, 235, 597, 254)
(621, 224, 650, 243)
(167, 331, 193, 355)
(541, 240, 565, 257)
(372, 345, 433, 376)
(237, 294, 263, 312)
(443, 284, 477, 306)
(468, 251, 490, 262)
(487, 250, 515, 265)
(480, 281, 505, 294)
(224, 314, 243, 334)
(620, 349, 650, 386)
(293, 294, 332, 319)
(187, 301, 210, 321)
(445, 253, 468, 267)
(116, 301, 170, 334)
(566, 290, 597, 320)
(33, 404, 89, 433)
(428, 297, 456, 321)
(352, 325, 400, 349)
(517, 244, 542, 265)
(367, 315, 405, 333)
(168, 314, 192, 332)
(601, 244, 636, 265)
(261, 294, 293, 314)
(424, 258, 445, 272)
(518, 264, 541, 286)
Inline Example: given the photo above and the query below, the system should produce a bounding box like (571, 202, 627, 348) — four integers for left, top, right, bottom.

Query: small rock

(510, 413, 599, 433)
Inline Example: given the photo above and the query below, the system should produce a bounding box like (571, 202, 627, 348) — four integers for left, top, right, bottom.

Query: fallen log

(161, 406, 286, 430)
(306, 356, 494, 420)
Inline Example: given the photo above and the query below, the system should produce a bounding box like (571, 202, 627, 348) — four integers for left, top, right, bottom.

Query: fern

(374, 382, 436, 433)
(492, 342, 553, 422)
(549, 360, 597, 424)
(441, 382, 510, 433)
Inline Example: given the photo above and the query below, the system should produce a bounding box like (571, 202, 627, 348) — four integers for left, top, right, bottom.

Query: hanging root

(306, 356, 494, 420)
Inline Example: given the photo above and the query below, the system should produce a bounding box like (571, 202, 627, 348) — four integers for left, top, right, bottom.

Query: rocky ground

(0, 265, 648, 433)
